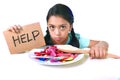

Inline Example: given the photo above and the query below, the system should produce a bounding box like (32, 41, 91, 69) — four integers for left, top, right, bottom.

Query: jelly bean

(34, 52, 41, 56)
(50, 58, 59, 62)
(38, 58, 47, 61)
(65, 57, 74, 61)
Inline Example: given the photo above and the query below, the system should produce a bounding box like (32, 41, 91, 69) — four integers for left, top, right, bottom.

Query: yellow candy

(65, 57, 73, 61)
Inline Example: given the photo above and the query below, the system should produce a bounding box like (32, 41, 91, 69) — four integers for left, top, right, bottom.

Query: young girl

(8, 3, 109, 59)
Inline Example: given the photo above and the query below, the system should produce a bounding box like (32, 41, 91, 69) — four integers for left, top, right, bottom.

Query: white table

(0, 32, 120, 80)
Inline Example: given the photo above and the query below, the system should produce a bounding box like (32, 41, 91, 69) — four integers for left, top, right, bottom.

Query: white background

(0, 0, 120, 80)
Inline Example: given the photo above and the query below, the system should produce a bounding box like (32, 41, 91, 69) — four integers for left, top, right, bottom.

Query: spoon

(56, 45, 120, 59)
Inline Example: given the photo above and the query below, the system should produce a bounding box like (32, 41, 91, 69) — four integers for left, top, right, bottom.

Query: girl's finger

(90, 49, 95, 59)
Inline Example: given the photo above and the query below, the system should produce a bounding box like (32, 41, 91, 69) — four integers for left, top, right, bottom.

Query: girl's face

(47, 16, 72, 44)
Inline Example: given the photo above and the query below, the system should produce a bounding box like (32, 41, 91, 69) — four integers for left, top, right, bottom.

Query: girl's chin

(52, 39, 65, 44)
(53, 41, 62, 44)
(55, 42, 62, 44)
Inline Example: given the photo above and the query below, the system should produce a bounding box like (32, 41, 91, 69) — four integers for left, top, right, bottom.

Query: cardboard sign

(3, 22, 46, 54)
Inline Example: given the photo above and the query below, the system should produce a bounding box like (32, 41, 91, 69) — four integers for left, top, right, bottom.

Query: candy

(34, 46, 78, 63)
(38, 58, 47, 61)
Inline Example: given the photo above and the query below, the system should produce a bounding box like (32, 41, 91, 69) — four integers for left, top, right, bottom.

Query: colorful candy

(33, 46, 78, 63)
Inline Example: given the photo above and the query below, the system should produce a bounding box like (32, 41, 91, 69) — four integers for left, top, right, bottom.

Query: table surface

(0, 32, 120, 80)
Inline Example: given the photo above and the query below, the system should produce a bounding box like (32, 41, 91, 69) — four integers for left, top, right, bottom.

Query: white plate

(28, 47, 84, 66)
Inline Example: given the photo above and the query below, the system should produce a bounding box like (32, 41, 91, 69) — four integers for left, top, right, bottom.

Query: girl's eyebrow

(58, 24, 68, 27)
(47, 24, 54, 26)
(59, 24, 68, 27)
(60, 24, 67, 26)
(48, 24, 67, 26)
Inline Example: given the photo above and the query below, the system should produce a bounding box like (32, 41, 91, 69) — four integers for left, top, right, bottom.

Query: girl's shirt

(66, 33, 90, 49)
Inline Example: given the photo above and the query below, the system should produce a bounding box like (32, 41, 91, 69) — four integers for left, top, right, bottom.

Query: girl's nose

(54, 29, 60, 36)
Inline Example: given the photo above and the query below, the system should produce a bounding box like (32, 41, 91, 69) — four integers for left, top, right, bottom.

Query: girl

(8, 3, 109, 59)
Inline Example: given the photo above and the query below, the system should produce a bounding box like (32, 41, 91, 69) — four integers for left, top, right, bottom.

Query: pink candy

(34, 46, 78, 62)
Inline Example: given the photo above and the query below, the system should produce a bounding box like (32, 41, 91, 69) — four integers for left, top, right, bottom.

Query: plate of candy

(29, 45, 84, 65)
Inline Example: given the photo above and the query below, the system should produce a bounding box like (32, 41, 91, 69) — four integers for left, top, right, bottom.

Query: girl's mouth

(54, 37, 61, 41)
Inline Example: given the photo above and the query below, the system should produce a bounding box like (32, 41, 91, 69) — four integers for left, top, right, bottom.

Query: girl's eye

(60, 25, 66, 30)
(48, 26, 55, 30)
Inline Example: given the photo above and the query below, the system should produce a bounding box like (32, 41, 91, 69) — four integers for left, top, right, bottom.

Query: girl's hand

(8, 25, 23, 33)
(89, 41, 108, 59)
